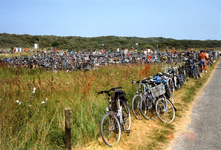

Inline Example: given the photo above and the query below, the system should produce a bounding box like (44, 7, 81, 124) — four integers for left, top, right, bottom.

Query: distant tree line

(0, 33, 220, 51)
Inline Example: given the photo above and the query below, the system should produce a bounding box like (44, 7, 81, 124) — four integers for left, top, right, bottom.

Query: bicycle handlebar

(132, 76, 152, 84)
(98, 87, 122, 95)
(132, 76, 153, 84)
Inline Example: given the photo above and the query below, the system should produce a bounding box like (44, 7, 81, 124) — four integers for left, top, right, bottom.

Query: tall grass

(0, 63, 163, 149)
(0, 60, 217, 149)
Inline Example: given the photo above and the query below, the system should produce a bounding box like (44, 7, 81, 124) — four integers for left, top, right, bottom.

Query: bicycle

(131, 78, 150, 120)
(178, 63, 187, 86)
(139, 78, 176, 123)
(98, 87, 131, 146)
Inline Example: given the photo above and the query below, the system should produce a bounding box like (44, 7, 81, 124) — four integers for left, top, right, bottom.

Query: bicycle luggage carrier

(150, 83, 166, 98)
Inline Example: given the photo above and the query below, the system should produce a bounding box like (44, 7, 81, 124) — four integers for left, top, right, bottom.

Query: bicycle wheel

(194, 72, 198, 79)
(155, 98, 175, 123)
(122, 102, 131, 131)
(100, 112, 121, 146)
(185, 69, 190, 81)
(140, 97, 158, 120)
(197, 67, 202, 78)
(132, 95, 143, 120)
(177, 83, 181, 91)
(168, 78, 174, 103)
(180, 72, 187, 85)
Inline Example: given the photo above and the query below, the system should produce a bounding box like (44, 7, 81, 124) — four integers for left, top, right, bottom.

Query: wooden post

(65, 108, 71, 150)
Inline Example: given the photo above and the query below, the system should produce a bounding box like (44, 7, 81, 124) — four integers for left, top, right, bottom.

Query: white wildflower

(41, 101, 46, 104)
(32, 87, 36, 93)
(16, 100, 21, 105)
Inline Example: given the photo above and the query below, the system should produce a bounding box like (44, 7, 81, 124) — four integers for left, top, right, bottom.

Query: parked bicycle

(136, 77, 176, 123)
(131, 77, 150, 120)
(98, 87, 131, 146)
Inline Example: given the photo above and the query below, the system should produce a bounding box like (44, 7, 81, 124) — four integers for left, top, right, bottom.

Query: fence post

(65, 108, 71, 150)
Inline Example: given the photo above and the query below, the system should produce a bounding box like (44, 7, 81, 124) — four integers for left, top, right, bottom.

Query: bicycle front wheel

(155, 98, 175, 123)
(100, 112, 121, 147)
(132, 95, 143, 120)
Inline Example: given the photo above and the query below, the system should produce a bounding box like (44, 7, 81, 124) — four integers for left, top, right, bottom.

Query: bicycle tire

(194, 72, 198, 79)
(155, 98, 175, 123)
(140, 97, 158, 120)
(173, 77, 177, 91)
(177, 83, 181, 91)
(185, 69, 190, 81)
(100, 112, 121, 147)
(132, 95, 143, 120)
(183, 71, 187, 85)
(122, 102, 131, 131)
(168, 78, 174, 103)
(197, 67, 202, 78)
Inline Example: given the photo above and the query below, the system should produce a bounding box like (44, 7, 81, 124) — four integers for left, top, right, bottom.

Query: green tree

(52, 41, 60, 47)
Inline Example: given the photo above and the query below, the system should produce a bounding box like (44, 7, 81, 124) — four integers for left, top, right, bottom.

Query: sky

(0, 0, 221, 40)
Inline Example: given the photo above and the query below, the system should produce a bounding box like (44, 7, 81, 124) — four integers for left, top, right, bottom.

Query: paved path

(171, 62, 221, 150)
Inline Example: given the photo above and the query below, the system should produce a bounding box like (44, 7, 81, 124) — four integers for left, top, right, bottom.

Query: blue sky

(0, 0, 221, 40)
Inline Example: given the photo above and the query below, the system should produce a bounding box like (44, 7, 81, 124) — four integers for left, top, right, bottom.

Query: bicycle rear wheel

(132, 95, 143, 120)
(140, 97, 158, 120)
(100, 112, 121, 146)
(155, 98, 175, 123)
(122, 102, 131, 131)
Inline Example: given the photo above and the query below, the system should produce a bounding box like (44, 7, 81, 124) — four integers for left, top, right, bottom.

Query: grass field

(0, 60, 218, 149)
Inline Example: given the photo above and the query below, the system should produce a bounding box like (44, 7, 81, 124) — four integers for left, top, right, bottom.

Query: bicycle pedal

(124, 130, 130, 133)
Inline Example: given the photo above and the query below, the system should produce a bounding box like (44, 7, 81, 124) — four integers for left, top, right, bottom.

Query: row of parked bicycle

(0, 50, 219, 71)
(97, 54, 219, 146)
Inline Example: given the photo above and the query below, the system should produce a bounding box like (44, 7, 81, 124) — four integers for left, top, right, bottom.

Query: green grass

(0, 63, 162, 149)
(0, 60, 218, 149)
(0, 52, 34, 59)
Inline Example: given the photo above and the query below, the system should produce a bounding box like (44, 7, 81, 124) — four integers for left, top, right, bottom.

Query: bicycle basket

(150, 83, 166, 98)
(115, 90, 127, 101)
